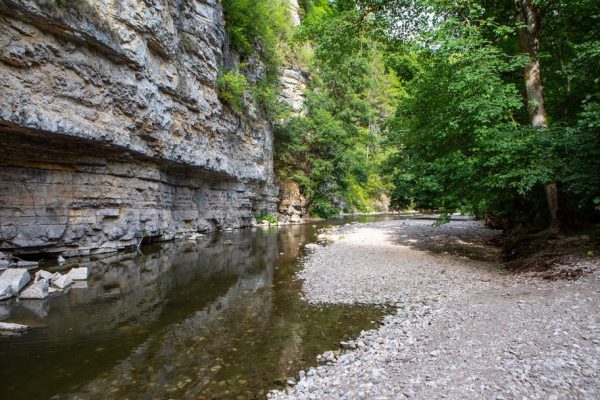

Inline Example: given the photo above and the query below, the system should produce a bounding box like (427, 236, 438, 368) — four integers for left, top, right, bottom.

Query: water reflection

(0, 218, 393, 400)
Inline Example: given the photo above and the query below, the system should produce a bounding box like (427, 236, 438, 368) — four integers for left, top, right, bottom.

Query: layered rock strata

(0, 0, 278, 255)
(277, 0, 309, 221)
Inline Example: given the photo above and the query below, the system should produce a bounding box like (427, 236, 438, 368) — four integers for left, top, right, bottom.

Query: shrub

(217, 71, 249, 113)
(255, 213, 278, 224)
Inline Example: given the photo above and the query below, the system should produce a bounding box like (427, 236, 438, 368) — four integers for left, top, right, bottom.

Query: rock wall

(0, 0, 279, 255)
(277, 0, 309, 221)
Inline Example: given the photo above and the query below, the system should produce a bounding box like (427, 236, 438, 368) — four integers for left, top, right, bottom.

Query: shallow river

(0, 215, 398, 400)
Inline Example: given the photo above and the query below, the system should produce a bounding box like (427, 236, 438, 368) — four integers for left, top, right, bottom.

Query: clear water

(0, 215, 399, 400)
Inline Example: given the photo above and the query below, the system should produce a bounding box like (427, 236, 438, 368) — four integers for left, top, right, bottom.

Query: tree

(514, 0, 559, 230)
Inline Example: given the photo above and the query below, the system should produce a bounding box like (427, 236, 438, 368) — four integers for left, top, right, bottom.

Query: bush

(255, 213, 278, 224)
(217, 71, 249, 113)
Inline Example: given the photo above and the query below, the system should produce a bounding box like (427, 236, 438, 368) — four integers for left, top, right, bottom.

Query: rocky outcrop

(0, 0, 278, 255)
(277, 0, 309, 222)
(279, 65, 307, 115)
(278, 179, 307, 222)
(278, 0, 307, 116)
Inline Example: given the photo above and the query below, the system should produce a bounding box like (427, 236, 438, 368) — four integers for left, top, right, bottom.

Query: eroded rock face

(0, 0, 278, 255)
(278, 180, 307, 221)
(279, 65, 307, 115)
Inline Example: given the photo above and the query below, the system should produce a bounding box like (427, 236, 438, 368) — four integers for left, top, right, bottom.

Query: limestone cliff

(0, 0, 279, 256)
(277, 0, 309, 221)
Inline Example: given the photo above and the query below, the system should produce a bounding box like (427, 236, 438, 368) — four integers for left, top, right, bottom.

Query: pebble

(268, 219, 600, 400)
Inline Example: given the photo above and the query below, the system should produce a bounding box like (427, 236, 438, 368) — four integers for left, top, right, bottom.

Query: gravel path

(269, 219, 600, 400)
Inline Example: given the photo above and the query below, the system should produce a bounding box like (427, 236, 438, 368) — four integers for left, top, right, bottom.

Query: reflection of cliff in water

(1, 229, 278, 400)
(61, 258, 275, 399)
(1, 220, 389, 400)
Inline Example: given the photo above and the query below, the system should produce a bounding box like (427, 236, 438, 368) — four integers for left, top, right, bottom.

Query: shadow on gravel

(388, 220, 502, 262)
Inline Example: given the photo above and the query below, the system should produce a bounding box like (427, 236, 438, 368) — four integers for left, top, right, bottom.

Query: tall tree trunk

(514, 0, 559, 230)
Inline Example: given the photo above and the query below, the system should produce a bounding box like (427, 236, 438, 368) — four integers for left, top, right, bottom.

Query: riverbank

(269, 219, 600, 399)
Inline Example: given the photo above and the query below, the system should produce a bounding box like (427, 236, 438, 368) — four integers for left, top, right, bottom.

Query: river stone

(66, 267, 88, 281)
(0, 268, 31, 295)
(19, 278, 50, 299)
(35, 270, 54, 282)
(58, 255, 66, 264)
(0, 282, 13, 301)
(52, 273, 73, 289)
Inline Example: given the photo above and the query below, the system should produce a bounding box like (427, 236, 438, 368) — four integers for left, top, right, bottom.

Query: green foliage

(228, 0, 600, 227)
(274, 2, 403, 217)
(554, 102, 600, 215)
(378, 0, 600, 227)
(255, 213, 278, 224)
(217, 71, 249, 113)
(222, 0, 293, 74)
(220, 0, 296, 119)
(253, 80, 292, 120)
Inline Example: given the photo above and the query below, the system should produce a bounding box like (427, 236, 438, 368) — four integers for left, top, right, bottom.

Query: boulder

(57, 255, 66, 264)
(35, 270, 54, 282)
(65, 267, 88, 281)
(0, 260, 9, 270)
(51, 273, 73, 290)
(19, 278, 50, 300)
(0, 283, 13, 301)
(0, 268, 31, 297)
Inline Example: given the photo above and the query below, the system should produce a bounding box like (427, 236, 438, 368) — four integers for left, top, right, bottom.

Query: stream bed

(0, 215, 399, 400)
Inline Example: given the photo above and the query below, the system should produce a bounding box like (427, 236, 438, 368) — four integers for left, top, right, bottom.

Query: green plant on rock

(217, 71, 249, 113)
(255, 213, 278, 224)
(221, 0, 293, 75)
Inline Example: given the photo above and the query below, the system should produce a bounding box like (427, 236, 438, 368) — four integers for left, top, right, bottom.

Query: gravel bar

(269, 219, 600, 400)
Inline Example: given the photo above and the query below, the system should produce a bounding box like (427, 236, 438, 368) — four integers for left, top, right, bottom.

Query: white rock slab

(65, 267, 88, 281)
(19, 278, 49, 299)
(16, 260, 39, 270)
(0, 268, 31, 295)
(35, 270, 53, 282)
(51, 273, 73, 289)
